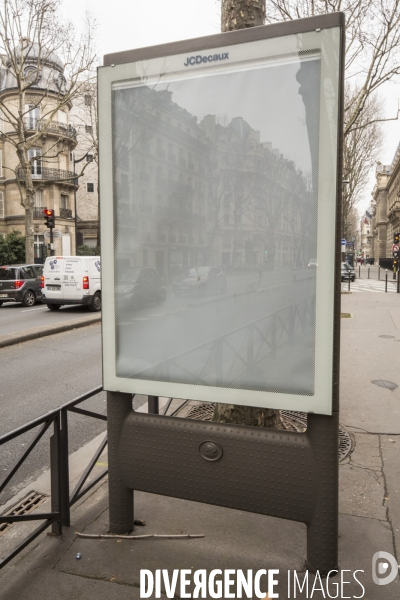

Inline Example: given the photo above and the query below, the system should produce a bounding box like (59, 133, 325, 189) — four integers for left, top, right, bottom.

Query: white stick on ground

(75, 532, 205, 540)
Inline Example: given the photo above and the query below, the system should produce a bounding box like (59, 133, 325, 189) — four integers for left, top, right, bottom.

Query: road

(0, 301, 99, 337)
(0, 323, 105, 504)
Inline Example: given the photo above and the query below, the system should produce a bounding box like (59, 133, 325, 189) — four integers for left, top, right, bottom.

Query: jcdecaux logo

(184, 52, 229, 67)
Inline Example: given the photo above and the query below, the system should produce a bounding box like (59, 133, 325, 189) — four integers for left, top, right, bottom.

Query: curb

(0, 315, 101, 348)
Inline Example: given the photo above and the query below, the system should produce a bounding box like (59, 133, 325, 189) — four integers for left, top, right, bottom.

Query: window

(34, 189, 43, 208)
(86, 154, 93, 162)
(60, 194, 68, 209)
(28, 148, 42, 178)
(0, 191, 4, 218)
(22, 266, 35, 279)
(87, 183, 94, 193)
(84, 95, 92, 106)
(85, 125, 93, 134)
(224, 214, 230, 224)
(25, 104, 40, 128)
(0, 150, 2, 177)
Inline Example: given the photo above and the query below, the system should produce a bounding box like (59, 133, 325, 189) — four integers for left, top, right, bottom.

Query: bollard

(348, 275, 350, 292)
(386, 270, 388, 293)
(359, 265, 361, 278)
(368, 266, 370, 279)
(398, 270, 400, 294)
(378, 266, 380, 281)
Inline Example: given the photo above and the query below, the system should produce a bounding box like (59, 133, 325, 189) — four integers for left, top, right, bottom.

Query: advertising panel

(99, 17, 343, 414)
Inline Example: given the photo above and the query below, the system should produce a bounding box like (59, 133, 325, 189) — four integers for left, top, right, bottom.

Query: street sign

(392, 244, 399, 253)
(394, 251, 399, 259)
(43, 230, 61, 239)
(99, 14, 343, 416)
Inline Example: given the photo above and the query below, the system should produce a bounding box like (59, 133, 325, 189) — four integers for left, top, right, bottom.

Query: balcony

(16, 167, 77, 184)
(33, 206, 73, 220)
(24, 119, 77, 139)
(60, 208, 73, 219)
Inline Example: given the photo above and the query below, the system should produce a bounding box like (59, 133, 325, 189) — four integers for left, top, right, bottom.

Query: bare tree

(264, 0, 399, 226)
(0, 0, 97, 262)
(342, 87, 384, 237)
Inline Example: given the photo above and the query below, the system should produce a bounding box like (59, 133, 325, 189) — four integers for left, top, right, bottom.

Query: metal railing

(0, 385, 106, 570)
(16, 167, 76, 183)
(24, 119, 77, 139)
(33, 207, 73, 220)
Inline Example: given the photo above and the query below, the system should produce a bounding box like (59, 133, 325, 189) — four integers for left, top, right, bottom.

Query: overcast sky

(63, 0, 400, 213)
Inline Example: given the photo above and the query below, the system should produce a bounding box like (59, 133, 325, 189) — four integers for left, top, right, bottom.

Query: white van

(42, 256, 101, 311)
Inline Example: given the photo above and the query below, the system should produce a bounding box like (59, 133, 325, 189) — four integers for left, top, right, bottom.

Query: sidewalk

(1, 271, 400, 598)
(0, 313, 101, 348)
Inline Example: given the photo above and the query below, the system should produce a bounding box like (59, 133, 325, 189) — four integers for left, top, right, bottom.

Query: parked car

(0, 264, 44, 307)
(173, 266, 227, 297)
(116, 267, 166, 308)
(308, 258, 318, 267)
(42, 256, 101, 311)
(341, 262, 355, 282)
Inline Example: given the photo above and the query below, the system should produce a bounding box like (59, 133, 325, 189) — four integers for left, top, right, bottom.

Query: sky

(61, 0, 400, 214)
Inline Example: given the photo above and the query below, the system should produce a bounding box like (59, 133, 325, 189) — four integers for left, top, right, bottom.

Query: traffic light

(43, 209, 55, 228)
(393, 259, 398, 269)
(394, 232, 400, 244)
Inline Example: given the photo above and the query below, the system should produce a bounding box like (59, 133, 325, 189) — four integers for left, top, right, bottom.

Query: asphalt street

(0, 301, 99, 337)
(0, 323, 104, 505)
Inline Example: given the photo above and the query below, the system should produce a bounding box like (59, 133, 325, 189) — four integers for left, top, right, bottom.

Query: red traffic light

(43, 208, 55, 228)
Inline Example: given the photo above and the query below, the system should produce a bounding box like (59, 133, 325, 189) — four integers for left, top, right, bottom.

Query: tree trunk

(221, 0, 265, 31)
(22, 162, 35, 264)
(25, 204, 35, 264)
(213, 0, 283, 430)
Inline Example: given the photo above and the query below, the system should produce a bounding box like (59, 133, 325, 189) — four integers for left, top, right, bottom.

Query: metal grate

(0, 491, 49, 537)
(184, 403, 353, 462)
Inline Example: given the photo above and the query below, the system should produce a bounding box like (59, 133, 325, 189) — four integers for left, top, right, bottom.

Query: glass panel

(112, 51, 320, 397)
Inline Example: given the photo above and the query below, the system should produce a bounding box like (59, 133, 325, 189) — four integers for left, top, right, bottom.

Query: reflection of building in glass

(113, 84, 316, 279)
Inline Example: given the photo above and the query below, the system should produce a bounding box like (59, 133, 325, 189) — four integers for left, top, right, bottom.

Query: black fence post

(385, 270, 388, 293)
(397, 271, 400, 294)
(359, 265, 361, 278)
(60, 408, 70, 527)
(368, 266, 370, 279)
(107, 391, 134, 534)
(50, 414, 63, 536)
(378, 265, 380, 281)
(348, 275, 350, 292)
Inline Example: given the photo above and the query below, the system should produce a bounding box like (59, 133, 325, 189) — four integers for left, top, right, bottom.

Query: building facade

(369, 145, 400, 262)
(0, 43, 79, 261)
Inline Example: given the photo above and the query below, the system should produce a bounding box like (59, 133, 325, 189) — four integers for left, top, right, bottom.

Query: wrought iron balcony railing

(16, 167, 77, 183)
(33, 206, 73, 219)
(24, 119, 77, 139)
